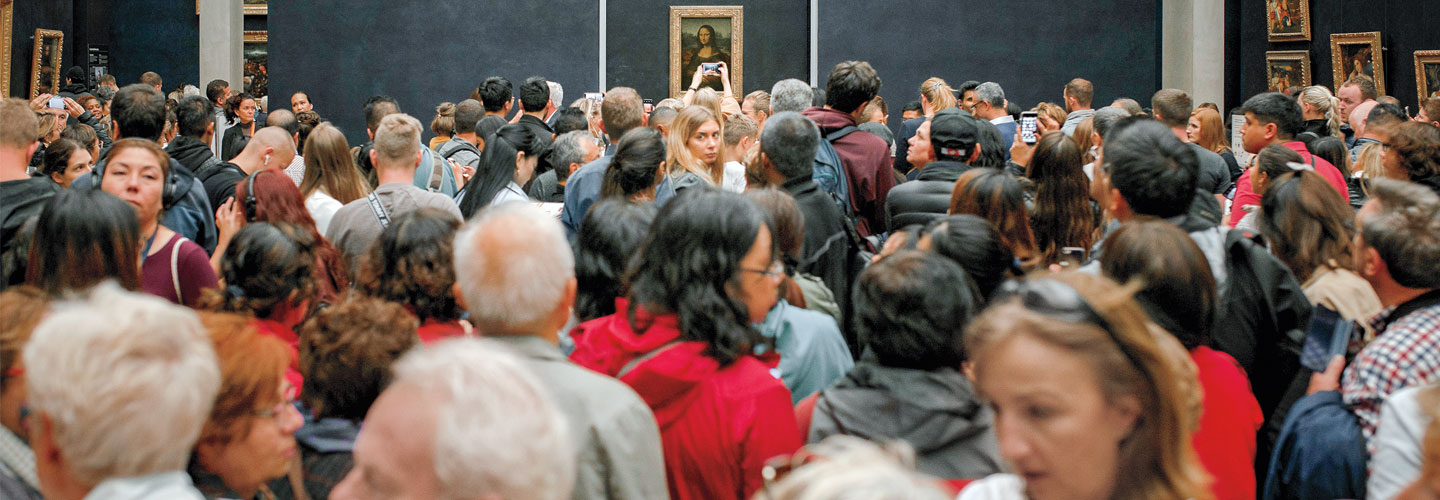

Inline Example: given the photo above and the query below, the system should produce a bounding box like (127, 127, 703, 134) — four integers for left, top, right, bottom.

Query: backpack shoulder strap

(428, 150, 446, 192)
(365, 192, 392, 228)
(826, 125, 859, 143)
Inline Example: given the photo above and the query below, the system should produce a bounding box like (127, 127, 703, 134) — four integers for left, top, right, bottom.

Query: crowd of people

(2, 56, 1440, 500)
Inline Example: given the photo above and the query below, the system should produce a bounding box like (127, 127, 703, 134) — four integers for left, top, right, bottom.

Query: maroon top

(141, 233, 218, 308)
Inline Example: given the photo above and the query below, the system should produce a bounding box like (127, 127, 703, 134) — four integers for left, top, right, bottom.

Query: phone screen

(1058, 247, 1085, 268)
(48, 97, 65, 110)
(1301, 306, 1354, 372)
(1020, 112, 1038, 144)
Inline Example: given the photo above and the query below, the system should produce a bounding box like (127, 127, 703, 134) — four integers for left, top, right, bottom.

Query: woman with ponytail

(1299, 85, 1344, 139)
(897, 77, 959, 174)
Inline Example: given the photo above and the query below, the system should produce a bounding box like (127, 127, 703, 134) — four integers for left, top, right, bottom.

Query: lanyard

(140, 225, 161, 262)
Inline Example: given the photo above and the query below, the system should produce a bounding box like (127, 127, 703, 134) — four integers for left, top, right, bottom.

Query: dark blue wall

(1229, 0, 1440, 111)
(269, 0, 601, 147)
(108, 0, 199, 91)
(817, 0, 1161, 134)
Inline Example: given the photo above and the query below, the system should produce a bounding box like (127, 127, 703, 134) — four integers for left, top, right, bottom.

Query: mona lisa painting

(670, 6, 743, 98)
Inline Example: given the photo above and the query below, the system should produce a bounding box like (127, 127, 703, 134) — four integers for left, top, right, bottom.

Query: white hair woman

(24, 282, 221, 499)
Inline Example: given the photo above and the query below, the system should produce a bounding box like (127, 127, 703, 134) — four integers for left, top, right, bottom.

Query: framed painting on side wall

(1415, 51, 1440, 106)
(1331, 32, 1384, 95)
(670, 6, 743, 99)
(244, 0, 266, 15)
(30, 29, 62, 98)
(1266, 0, 1310, 42)
(243, 31, 268, 101)
(1266, 50, 1311, 93)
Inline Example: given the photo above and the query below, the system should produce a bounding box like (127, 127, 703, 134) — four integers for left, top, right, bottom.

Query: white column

(198, 0, 242, 90)
(1163, 0, 1225, 110)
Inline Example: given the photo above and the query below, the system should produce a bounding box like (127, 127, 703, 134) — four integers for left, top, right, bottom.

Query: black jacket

(0, 178, 61, 290)
(783, 175, 855, 348)
(199, 162, 247, 211)
(884, 160, 973, 230)
(166, 136, 222, 179)
(517, 114, 556, 179)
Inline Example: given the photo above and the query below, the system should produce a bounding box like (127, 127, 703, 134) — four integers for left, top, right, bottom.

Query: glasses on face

(741, 261, 785, 281)
(995, 278, 1155, 387)
(253, 383, 299, 420)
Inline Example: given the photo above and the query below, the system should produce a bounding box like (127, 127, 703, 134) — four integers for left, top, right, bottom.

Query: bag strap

(428, 150, 446, 193)
(170, 236, 188, 303)
(365, 192, 392, 228)
(286, 455, 311, 500)
(825, 125, 858, 143)
(617, 341, 684, 379)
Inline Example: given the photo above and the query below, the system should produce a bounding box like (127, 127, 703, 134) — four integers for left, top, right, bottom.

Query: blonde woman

(1189, 107, 1243, 181)
(300, 123, 372, 234)
(570, 97, 606, 146)
(429, 102, 455, 151)
(665, 106, 723, 193)
(897, 78, 958, 174)
(1298, 86, 1344, 139)
(958, 272, 1211, 500)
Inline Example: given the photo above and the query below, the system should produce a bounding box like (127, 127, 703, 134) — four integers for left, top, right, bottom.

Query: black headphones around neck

(242, 168, 262, 222)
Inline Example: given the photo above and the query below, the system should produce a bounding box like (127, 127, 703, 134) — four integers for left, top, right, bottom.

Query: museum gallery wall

(1232, 0, 1440, 112)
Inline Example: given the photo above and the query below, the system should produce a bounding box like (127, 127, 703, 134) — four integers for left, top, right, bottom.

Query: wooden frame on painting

(0, 1, 12, 97)
(1266, 50, 1311, 93)
(243, 0, 266, 15)
(1331, 32, 1384, 95)
(1415, 51, 1440, 106)
(30, 29, 62, 98)
(669, 6, 743, 99)
(1266, 0, 1310, 42)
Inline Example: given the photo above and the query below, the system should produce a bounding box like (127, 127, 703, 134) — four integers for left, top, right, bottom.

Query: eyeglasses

(995, 278, 1154, 387)
(253, 383, 299, 420)
(741, 261, 785, 281)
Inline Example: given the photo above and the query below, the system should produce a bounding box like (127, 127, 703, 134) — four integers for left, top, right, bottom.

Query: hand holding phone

(1020, 111, 1039, 145)
(48, 97, 65, 110)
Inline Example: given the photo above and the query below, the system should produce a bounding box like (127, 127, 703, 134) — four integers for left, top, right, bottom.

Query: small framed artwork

(243, 30, 268, 100)
(1415, 51, 1440, 105)
(30, 29, 62, 98)
(243, 0, 266, 15)
(670, 6, 743, 98)
(1266, 50, 1311, 93)
(1331, 32, 1384, 95)
(1266, 0, 1310, 42)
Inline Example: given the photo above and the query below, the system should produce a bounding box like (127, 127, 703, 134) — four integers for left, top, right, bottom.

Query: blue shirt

(560, 144, 677, 237)
(757, 299, 855, 404)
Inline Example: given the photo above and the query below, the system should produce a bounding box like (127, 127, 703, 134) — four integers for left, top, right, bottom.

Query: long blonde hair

(570, 98, 605, 141)
(919, 77, 956, 116)
(1355, 141, 1386, 196)
(301, 123, 371, 204)
(1298, 86, 1344, 139)
(666, 106, 723, 184)
(965, 272, 1212, 500)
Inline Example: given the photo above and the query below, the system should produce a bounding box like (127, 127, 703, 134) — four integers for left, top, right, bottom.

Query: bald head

(452, 203, 575, 337)
(236, 126, 298, 172)
(266, 109, 298, 137)
(1351, 100, 1378, 138)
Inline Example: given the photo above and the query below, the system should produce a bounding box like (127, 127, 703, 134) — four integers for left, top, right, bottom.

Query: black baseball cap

(930, 108, 979, 160)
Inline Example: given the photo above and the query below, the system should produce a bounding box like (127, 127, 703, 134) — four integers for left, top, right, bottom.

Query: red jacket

(1190, 346, 1264, 500)
(417, 318, 470, 344)
(250, 300, 308, 391)
(569, 300, 801, 500)
(802, 106, 895, 237)
(1228, 141, 1349, 226)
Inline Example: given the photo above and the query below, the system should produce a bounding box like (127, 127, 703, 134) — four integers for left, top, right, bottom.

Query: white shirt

(990, 115, 1015, 126)
(490, 181, 531, 206)
(722, 161, 747, 193)
(956, 474, 1026, 500)
(305, 189, 343, 235)
(84, 471, 205, 500)
(284, 154, 306, 186)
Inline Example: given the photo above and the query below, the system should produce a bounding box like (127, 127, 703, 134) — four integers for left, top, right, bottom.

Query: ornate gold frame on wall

(243, 0, 266, 15)
(30, 29, 62, 98)
(1331, 31, 1384, 95)
(669, 5, 743, 99)
(1266, 50, 1312, 89)
(1414, 51, 1440, 106)
(0, 0, 13, 97)
(1265, 0, 1310, 42)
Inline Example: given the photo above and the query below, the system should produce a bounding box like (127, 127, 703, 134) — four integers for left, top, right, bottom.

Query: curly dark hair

(357, 208, 463, 322)
(202, 222, 318, 318)
(298, 294, 418, 421)
(626, 189, 775, 366)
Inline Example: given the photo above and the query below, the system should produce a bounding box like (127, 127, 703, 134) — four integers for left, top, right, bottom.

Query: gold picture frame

(1415, 51, 1440, 106)
(243, 0, 266, 15)
(1265, 0, 1310, 42)
(1266, 50, 1312, 92)
(29, 29, 62, 98)
(669, 6, 743, 99)
(1, 1, 13, 97)
(1331, 32, 1384, 95)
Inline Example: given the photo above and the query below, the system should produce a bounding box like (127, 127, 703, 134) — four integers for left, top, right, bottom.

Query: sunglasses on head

(994, 278, 1154, 386)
